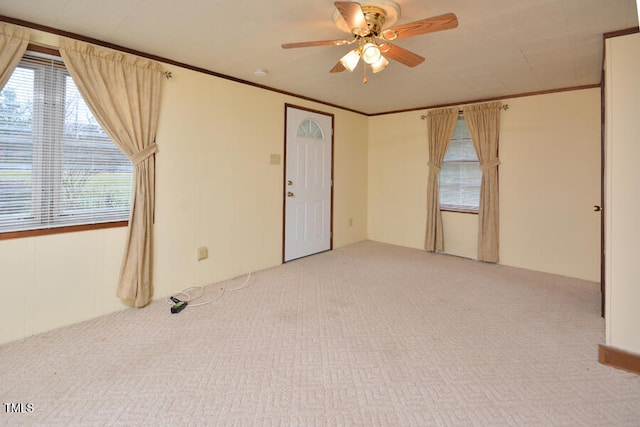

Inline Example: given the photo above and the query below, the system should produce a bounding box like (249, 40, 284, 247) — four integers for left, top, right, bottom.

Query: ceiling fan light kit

(340, 48, 361, 72)
(282, 1, 458, 83)
(370, 55, 389, 73)
(362, 41, 382, 64)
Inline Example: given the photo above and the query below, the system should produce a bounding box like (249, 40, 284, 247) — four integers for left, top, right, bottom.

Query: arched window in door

(297, 119, 324, 139)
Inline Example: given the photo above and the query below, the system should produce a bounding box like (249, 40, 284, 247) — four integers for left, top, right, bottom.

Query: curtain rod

(420, 104, 509, 120)
(28, 41, 175, 80)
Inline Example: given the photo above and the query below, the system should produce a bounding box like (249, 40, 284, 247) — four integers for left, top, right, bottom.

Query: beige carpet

(1, 240, 639, 426)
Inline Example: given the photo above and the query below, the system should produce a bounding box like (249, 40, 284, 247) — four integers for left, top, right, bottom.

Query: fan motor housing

(333, 0, 401, 35)
(362, 6, 386, 36)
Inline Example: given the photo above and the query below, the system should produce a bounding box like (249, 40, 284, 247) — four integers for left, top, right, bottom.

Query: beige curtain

(59, 38, 162, 307)
(0, 22, 29, 90)
(424, 107, 458, 252)
(463, 102, 502, 263)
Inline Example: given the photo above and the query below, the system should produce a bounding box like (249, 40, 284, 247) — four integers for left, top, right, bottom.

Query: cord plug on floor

(169, 296, 187, 314)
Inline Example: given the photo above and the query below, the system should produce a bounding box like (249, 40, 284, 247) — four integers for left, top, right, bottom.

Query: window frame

(439, 114, 481, 215)
(0, 45, 129, 240)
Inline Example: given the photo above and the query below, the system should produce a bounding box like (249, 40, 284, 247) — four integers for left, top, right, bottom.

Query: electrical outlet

(197, 246, 208, 261)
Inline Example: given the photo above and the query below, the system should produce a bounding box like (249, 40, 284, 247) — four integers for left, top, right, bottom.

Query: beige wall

(0, 29, 368, 345)
(0, 228, 129, 344)
(605, 33, 640, 354)
(368, 88, 601, 282)
(368, 112, 429, 249)
(154, 65, 369, 298)
(500, 90, 601, 281)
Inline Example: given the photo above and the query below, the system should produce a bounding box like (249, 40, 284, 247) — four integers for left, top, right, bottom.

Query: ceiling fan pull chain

(362, 62, 368, 84)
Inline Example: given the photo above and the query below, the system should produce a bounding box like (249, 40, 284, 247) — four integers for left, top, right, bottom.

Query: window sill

(0, 221, 128, 241)
(440, 208, 479, 215)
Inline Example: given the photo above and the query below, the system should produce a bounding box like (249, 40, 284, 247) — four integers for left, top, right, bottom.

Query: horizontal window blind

(439, 116, 481, 212)
(0, 53, 132, 233)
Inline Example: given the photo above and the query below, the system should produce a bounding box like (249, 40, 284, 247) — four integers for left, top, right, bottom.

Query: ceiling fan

(282, 1, 458, 83)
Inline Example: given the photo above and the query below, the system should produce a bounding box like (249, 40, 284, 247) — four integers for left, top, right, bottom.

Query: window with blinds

(0, 52, 132, 234)
(439, 116, 481, 213)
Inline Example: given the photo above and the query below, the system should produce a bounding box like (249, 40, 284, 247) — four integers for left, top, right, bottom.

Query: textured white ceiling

(1, 0, 638, 114)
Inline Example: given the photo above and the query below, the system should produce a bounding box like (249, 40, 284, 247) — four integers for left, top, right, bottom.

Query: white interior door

(284, 106, 333, 262)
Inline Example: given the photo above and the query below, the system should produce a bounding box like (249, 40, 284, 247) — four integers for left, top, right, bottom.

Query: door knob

(287, 192, 295, 198)
(287, 180, 293, 186)
(593, 205, 601, 212)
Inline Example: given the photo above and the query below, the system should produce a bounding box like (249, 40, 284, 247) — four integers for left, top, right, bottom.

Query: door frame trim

(282, 103, 335, 263)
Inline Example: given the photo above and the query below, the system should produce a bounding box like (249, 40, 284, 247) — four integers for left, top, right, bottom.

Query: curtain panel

(463, 102, 502, 263)
(424, 107, 458, 252)
(59, 38, 162, 307)
(0, 22, 29, 91)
